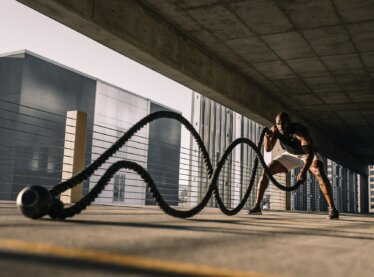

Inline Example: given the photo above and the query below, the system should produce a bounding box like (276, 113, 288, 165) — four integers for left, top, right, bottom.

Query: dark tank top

(278, 123, 310, 155)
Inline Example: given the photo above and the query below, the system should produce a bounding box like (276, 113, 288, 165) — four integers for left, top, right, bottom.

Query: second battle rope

(47, 111, 302, 220)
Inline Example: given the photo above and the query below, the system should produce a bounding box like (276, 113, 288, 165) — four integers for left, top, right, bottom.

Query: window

(116, 128, 127, 159)
(113, 174, 125, 202)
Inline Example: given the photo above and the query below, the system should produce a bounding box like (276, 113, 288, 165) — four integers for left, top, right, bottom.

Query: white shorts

(272, 152, 322, 172)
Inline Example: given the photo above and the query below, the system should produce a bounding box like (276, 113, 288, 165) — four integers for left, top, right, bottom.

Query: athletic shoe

(328, 208, 339, 220)
(248, 205, 262, 215)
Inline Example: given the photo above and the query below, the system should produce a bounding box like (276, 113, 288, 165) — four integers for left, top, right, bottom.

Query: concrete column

(60, 111, 87, 204)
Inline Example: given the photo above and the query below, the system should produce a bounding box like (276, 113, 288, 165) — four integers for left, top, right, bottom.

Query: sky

(0, 0, 193, 119)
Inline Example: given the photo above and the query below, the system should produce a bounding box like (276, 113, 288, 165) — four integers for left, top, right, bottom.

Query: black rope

(47, 111, 302, 220)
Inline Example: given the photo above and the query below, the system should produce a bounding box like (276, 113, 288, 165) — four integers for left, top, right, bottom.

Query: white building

(369, 165, 374, 213)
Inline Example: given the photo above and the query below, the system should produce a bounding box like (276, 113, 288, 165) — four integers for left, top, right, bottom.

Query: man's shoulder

(290, 122, 309, 136)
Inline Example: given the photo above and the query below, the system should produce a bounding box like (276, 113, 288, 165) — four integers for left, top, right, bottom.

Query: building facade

(0, 50, 181, 205)
(188, 91, 289, 210)
(369, 165, 374, 213)
(291, 157, 358, 213)
(0, 51, 96, 201)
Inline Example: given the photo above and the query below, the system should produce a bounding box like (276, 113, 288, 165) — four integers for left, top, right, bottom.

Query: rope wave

(44, 111, 301, 219)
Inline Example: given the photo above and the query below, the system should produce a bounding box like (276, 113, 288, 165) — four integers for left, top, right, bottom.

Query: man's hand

(266, 125, 278, 138)
(296, 171, 306, 183)
(264, 125, 279, 152)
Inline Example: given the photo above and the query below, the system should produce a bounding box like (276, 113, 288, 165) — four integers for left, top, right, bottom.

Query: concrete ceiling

(15, 0, 373, 174)
(139, 0, 374, 164)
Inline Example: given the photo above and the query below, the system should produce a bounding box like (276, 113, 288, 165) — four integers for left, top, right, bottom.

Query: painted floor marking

(0, 239, 280, 277)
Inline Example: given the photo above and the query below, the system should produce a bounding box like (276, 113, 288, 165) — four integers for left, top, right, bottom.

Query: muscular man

(248, 112, 339, 220)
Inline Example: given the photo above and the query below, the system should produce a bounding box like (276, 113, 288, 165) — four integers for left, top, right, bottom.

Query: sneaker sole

(248, 211, 262, 215)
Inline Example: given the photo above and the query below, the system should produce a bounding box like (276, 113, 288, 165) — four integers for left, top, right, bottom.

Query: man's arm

(264, 126, 279, 152)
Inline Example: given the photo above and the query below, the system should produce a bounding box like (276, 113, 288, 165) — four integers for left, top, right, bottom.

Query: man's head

(275, 112, 290, 135)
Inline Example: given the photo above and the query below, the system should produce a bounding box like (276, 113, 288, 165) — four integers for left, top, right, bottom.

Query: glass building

(0, 50, 181, 205)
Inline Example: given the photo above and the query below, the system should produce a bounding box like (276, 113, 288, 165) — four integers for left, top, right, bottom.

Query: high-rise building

(189, 91, 289, 210)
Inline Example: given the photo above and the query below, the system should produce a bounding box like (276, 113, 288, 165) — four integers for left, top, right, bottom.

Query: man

(249, 112, 339, 219)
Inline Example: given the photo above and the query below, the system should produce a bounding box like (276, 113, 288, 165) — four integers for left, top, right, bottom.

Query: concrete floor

(0, 201, 373, 277)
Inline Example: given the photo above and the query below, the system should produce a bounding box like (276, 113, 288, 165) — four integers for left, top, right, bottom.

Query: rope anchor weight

(16, 111, 302, 220)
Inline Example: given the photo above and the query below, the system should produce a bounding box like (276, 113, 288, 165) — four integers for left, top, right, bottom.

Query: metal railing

(0, 98, 266, 210)
(0, 97, 359, 213)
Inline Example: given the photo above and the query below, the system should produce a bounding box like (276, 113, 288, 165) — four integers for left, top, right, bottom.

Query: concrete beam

(17, 0, 283, 125)
(16, 0, 368, 175)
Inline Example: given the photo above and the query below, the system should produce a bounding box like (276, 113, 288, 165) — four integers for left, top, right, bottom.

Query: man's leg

(309, 160, 339, 219)
(249, 160, 287, 214)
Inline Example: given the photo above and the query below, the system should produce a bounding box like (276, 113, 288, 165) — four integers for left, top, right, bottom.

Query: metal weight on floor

(16, 185, 54, 219)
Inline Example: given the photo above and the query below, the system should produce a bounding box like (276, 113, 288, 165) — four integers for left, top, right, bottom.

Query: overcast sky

(0, 0, 193, 119)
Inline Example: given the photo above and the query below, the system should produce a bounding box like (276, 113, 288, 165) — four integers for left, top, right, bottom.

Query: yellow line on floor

(0, 239, 279, 277)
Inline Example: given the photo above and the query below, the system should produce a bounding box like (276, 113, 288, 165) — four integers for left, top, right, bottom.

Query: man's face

(275, 116, 289, 135)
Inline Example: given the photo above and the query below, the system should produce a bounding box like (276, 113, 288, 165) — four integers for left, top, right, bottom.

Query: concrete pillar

(60, 111, 87, 204)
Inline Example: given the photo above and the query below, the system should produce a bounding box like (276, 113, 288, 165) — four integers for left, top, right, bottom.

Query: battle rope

(17, 111, 302, 220)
